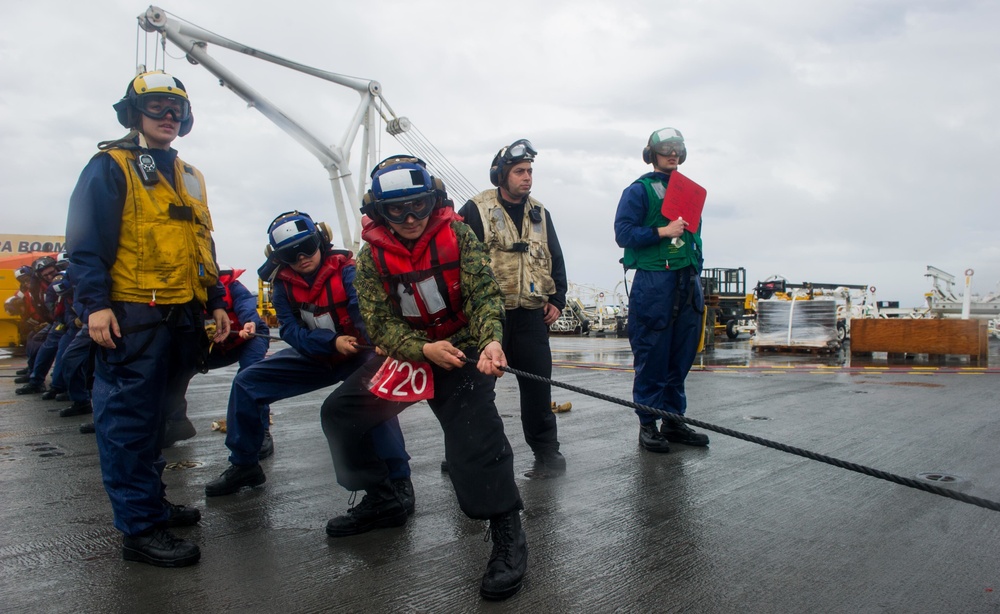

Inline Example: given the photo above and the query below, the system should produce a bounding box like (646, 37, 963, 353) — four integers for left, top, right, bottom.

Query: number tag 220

(368, 358, 434, 402)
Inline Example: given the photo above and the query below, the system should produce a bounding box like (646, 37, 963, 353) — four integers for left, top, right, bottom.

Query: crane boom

(137, 5, 461, 252)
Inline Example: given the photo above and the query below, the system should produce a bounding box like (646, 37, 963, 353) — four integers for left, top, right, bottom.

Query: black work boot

(325, 481, 408, 537)
(165, 501, 202, 528)
(15, 382, 45, 395)
(639, 423, 671, 453)
(480, 510, 528, 600)
(59, 400, 93, 417)
(79, 422, 95, 434)
(391, 477, 416, 515)
(163, 418, 197, 448)
(122, 527, 200, 568)
(258, 430, 274, 460)
(54, 392, 71, 402)
(13, 375, 30, 384)
(15, 368, 29, 376)
(525, 449, 567, 479)
(661, 419, 710, 447)
(41, 389, 62, 401)
(205, 463, 266, 497)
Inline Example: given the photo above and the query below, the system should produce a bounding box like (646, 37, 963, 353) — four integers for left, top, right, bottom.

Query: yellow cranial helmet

(114, 70, 194, 136)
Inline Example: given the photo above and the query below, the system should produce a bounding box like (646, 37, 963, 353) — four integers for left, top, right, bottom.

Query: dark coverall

(223, 260, 410, 476)
(614, 171, 704, 425)
(457, 198, 568, 456)
(167, 278, 270, 425)
(66, 147, 225, 536)
(321, 219, 521, 519)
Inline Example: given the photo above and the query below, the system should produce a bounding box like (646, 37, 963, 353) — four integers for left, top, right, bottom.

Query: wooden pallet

(850, 319, 988, 364)
(753, 343, 841, 355)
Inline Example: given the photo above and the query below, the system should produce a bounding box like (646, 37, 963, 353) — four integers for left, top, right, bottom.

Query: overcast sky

(3, 0, 998, 308)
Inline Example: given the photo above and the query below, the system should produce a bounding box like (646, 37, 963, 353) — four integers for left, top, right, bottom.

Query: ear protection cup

(488, 149, 505, 187)
(114, 99, 130, 129)
(177, 113, 194, 137)
(316, 221, 333, 245)
(360, 191, 376, 217)
(264, 245, 273, 259)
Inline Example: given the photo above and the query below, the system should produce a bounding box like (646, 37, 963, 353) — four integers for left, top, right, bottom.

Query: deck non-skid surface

(2, 337, 999, 613)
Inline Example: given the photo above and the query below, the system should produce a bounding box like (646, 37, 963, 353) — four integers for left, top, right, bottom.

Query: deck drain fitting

(744, 415, 771, 421)
(915, 472, 969, 487)
(166, 460, 204, 470)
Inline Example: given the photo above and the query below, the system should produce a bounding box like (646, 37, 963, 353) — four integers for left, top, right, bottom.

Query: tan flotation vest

(470, 189, 555, 309)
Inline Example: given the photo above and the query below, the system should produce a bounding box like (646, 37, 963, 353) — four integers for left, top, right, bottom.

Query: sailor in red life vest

(204, 211, 413, 509)
(160, 267, 273, 452)
(320, 156, 527, 601)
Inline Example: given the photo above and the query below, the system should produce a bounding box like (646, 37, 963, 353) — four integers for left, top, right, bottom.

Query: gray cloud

(2, 0, 998, 306)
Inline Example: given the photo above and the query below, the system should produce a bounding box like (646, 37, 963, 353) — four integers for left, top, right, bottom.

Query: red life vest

(213, 269, 247, 355)
(362, 208, 467, 340)
(275, 251, 360, 339)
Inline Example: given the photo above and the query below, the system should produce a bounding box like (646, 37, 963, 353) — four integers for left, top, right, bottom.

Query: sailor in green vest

(614, 127, 710, 453)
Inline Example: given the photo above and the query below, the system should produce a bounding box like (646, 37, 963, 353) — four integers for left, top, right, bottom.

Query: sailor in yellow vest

(65, 71, 230, 568)
(458, 139, 569, 478)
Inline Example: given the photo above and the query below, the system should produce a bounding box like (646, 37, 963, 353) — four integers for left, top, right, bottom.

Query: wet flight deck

(2, 336, 999, 612)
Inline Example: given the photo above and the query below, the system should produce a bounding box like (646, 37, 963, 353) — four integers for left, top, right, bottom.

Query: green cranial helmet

(644, 127, 686, 165)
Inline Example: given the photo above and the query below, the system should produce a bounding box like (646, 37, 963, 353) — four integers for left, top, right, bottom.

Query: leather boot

(163, 418, 197, 448)
(526, 449, 566, 479)
(391, 477, 416, 515)
(258, 430, 274, 460)
(480, 509, 528, 600)
(638, 423, 671, 453)
(661, 419, 710, 446)
(205, 463, 266, 497)
(15, 382, 44, 395)
(325, 480, 408, 537)
(59, 400, 93, 417)
(122, 527, 200, 568)
(165, 501, 201, 528)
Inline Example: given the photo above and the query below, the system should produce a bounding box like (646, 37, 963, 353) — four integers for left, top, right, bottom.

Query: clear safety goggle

(503, 139, 537, 162)
(136, 94, 191, 122)
(379, 195, 435, 224)
(650, 128, 685, 156)
(273, 234, 321, 264)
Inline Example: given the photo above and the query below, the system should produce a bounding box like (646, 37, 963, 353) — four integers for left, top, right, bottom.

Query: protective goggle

(379, 195, 435, 224)
(650, 128, 685, 156)
(136, 94, 191, 122)
(502, 139, 537, 163)
(651, 141, 685, 157)
(273, 233, 321, 265)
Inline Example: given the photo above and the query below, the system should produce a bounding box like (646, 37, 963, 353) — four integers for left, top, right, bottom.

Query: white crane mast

(138, 5, 462, 252)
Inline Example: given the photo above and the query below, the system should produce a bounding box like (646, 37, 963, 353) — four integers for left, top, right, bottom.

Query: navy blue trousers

(627, 267, 704, 425)
(224, 347, 411, 479)
(93, 302, 203, 536)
